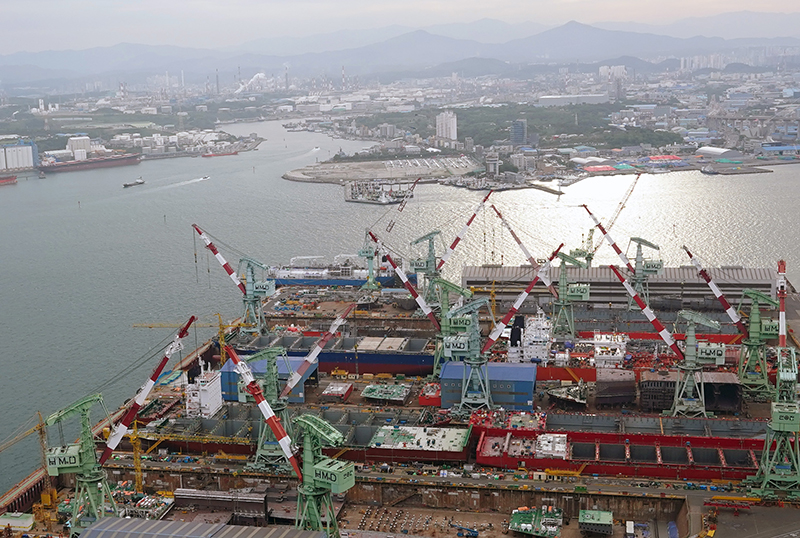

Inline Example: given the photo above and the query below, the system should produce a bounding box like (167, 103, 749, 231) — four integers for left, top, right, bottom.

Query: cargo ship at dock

(37, 153, 141, 173)
(267, 255, 414, 288)
(202, 151, 238, 157)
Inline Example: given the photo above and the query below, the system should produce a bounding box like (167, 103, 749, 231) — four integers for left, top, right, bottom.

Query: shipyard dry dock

(84, 462, 693, 538)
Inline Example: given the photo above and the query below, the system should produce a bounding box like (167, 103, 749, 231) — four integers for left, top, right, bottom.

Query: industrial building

(695, 146, 743, 159)
(439, 362, 536, 410)
(462, 265, 778, 307)
(0, 141, 37, 171)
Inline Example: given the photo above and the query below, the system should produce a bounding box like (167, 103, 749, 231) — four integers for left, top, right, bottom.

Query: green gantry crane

(407, 230, 478, 376)
(667, 310, 720, 418)
(238, 256, 276, 336)
(358, 232, 381, 290)
(569, 229, 595, 268)
(627, 237, 663, 310)
(238, 346, 296, 472)
(294, 414, 355, 538)
(431, 276, 474, 375)
(441, 297, 493, 416)
(747, 346, 800, 499)
(737, 289, 780, 402)
(551, 252, 590, 340)
(44, 394, 119, 537)
(409, 231, 441, 277)
(192, 225, 275, 337)
(227, 345, 355, 538)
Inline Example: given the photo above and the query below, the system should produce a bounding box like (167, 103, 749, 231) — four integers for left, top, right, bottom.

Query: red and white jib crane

(682, 246, 748, 338)
(224, 344, 303, 479)
(778, 260, 788, 347)
(481, 244, 564, 354)
(609, 265, 685, 360)
(99, 316, 197, 465)
(491, 204, 558, 298)
(367, 230, 440, 331)
(397, 177, 421, 213)
(386, 178, 422, 232)
(281, 303, 356, 398)
(192, 224, 246, 295)
(582, 205, 635, 273)
(437, 190, 493, 271)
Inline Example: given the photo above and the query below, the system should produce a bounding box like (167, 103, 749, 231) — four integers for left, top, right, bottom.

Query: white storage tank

(5, 146, 19, 169)
(74, 149, 87, 161)
(0, 148, 6, 170)
(18, 146, 34, 168)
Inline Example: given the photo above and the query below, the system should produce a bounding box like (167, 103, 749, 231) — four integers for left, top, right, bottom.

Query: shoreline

(284, 159, 797, 185)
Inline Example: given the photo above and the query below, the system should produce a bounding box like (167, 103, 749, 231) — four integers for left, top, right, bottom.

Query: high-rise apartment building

(436, 111, 458, 140)
(510, 119, 527, 146)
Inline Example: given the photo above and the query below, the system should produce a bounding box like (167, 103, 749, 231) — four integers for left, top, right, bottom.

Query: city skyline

(2, 3, 800, 54)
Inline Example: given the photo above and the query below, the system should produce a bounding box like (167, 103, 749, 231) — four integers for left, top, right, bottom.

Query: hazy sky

(3, 1, 799, 54)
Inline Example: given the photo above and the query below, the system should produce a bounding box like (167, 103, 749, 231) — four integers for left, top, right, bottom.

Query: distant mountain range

(595, 11, 800, 40)
(1, 15, 799, 88)
(234, 19, 551, 55)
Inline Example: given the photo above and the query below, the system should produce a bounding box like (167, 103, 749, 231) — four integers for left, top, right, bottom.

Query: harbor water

(1, 119, 799, 491)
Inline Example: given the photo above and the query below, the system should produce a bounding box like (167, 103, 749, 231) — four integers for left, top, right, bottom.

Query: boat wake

(155, 176, 210, 191)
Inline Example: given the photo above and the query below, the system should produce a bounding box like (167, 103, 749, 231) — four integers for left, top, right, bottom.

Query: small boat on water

(123, 177, 145, 188)
(700, 165, 719, 175)
(0, 175, 17, 186)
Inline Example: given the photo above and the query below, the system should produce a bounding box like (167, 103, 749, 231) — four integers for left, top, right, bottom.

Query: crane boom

(281, 303, 356, 398)
(491, 204, 558, 298)
(778, 260, 788, 347)
(192, 223, 246, 294)
(609, 265, 684, 360)
(45, 394, 106, 427)
(367, 230, 440, 331)
(583, 205, 635, 273)
(386, 178, 421, 232)
(590, 174, 640, 255)
(224, 344, 302, 480)
(437, 190, 493, 270)
(682, 245, 748, 337)
(0, 417, 43, 453)
(100, 316, 197, 464)
(481, 244, 564, 354)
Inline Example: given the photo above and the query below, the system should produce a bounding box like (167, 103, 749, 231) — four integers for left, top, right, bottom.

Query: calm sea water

(1, 119, 799, 490)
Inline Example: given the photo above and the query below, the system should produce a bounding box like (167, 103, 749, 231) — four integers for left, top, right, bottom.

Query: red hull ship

(0, 175, 17, 186)
(202, 151, 238, 157)
(38, 154, 141, 173)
